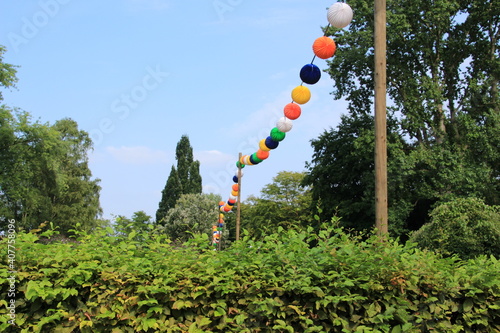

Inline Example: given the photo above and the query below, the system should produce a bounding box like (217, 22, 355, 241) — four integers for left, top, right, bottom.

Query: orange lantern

(256, 149, 270, 160)
(284, 103, 302, 120)
(313, 36, 336, 59)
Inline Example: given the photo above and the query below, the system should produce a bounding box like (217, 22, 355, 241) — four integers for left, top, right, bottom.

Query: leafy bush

(410, 197, 500, 259)
(1, 222, 500, 332)
(158, 193, 222, 243)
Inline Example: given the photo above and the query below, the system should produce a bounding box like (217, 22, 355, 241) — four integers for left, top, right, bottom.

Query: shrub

(1, 222, 500, 332)
(410, 197, 500, 259)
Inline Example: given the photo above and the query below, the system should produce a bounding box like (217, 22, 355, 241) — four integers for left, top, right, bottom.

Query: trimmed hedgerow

(1, 223, 499, 332)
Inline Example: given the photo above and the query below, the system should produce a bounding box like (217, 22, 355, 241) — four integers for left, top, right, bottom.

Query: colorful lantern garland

(212, 2, 353, 249)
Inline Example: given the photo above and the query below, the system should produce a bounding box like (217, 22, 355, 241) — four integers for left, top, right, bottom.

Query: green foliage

(156, 166, 182, 223)
(410, 197, 500, 259)
(0, 109, 101, 234)
(158, 193, 222, 243)
(304, 0, 500, 238)
(242, 171, 313, 238)
(328, 0, 499, 145)
(2, 224, 500, 332)
(156, 135, 202, 223)
(304, 112, 419, 236)
(0, 45, 18, 101)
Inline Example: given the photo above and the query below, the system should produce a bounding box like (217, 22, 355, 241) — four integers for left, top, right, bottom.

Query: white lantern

(327, 2, 353, 29)
(277, 117, 293, 133)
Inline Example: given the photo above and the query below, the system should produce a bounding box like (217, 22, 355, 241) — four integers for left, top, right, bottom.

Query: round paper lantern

(231, 190, 238, 197)
(291, 85, 311, 104)
(233, 175, 238, 183)
(250, 154, 262, 164)
(300, 63, 321, 84)
(232, 184, 239, 192)
(277, 117, 293, 132)
(284, 103, 302, 120)
(228, 199, 236, 205)
(219, 206, 225, 212)
(219, 201, 225, 207)
(236, 161, 245, 169)
(229, 194, 237, 201)
(256, 149, 269, 160)
(270, 127, 286, 142)
(265, 136, 280, 149)
(259, 138, 271, 151)
(243, 155, 254, 165)
(218, 223, 224, 227)
(219, 213, 224, 219)
(313, 36, 336, 59)
(327, 2, 353, 29)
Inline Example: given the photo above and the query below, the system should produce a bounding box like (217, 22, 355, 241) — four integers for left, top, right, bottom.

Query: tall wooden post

(236, 152, 242, 241)
(374, 0, 388, 235)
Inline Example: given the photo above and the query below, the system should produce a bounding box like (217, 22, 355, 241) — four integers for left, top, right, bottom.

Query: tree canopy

(0, 109, 102, 234)
(241, 171, 313, 238)
(304, 0, 499, 237)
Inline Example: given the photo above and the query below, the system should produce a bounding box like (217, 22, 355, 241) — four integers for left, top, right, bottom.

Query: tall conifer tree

(156, 135, 202, 223)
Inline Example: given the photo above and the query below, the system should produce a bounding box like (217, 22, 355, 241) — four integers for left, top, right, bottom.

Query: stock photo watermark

(213, 0, 243, 22)
(7, 0, 73, 53)
(5, 219, 17, 326)
(89, 65, 169, 147)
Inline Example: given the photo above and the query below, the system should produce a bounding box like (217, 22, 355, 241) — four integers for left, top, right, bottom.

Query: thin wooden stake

(236, 152, 242, 241)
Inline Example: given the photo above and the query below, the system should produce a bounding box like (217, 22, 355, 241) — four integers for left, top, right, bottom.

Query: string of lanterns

(212, 2, 354, 248)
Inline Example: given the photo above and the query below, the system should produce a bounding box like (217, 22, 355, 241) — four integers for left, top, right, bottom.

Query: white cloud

(106, 146, 170, 165)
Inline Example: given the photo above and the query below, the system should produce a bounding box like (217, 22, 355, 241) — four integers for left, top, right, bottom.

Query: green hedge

(1, 224, 500, 332)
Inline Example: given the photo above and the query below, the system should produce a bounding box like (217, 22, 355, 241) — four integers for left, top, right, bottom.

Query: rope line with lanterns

(212, 2, 354, 249)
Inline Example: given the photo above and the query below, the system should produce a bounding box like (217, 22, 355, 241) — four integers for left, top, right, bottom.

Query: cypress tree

(156, 166, 181, 224)
(156, 135, 202, 223)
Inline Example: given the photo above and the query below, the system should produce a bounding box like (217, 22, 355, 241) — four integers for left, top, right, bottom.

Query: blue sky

(1, 0, 348, 221)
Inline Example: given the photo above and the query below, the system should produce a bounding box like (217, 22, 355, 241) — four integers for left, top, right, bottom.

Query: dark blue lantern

(300, 63, 321, 84)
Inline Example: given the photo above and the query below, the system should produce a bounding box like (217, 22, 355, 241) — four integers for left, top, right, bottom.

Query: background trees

(0, 109, 102, 234)
(241, 171, 312, 238)
(156, 135, 202, 224)
(114, 211, 154, 237)
(304, 0, 500, 238)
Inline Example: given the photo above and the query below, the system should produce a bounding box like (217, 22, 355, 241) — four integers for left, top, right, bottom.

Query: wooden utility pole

(374, 0, 388, 235)
(236, 152, 242, 241)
